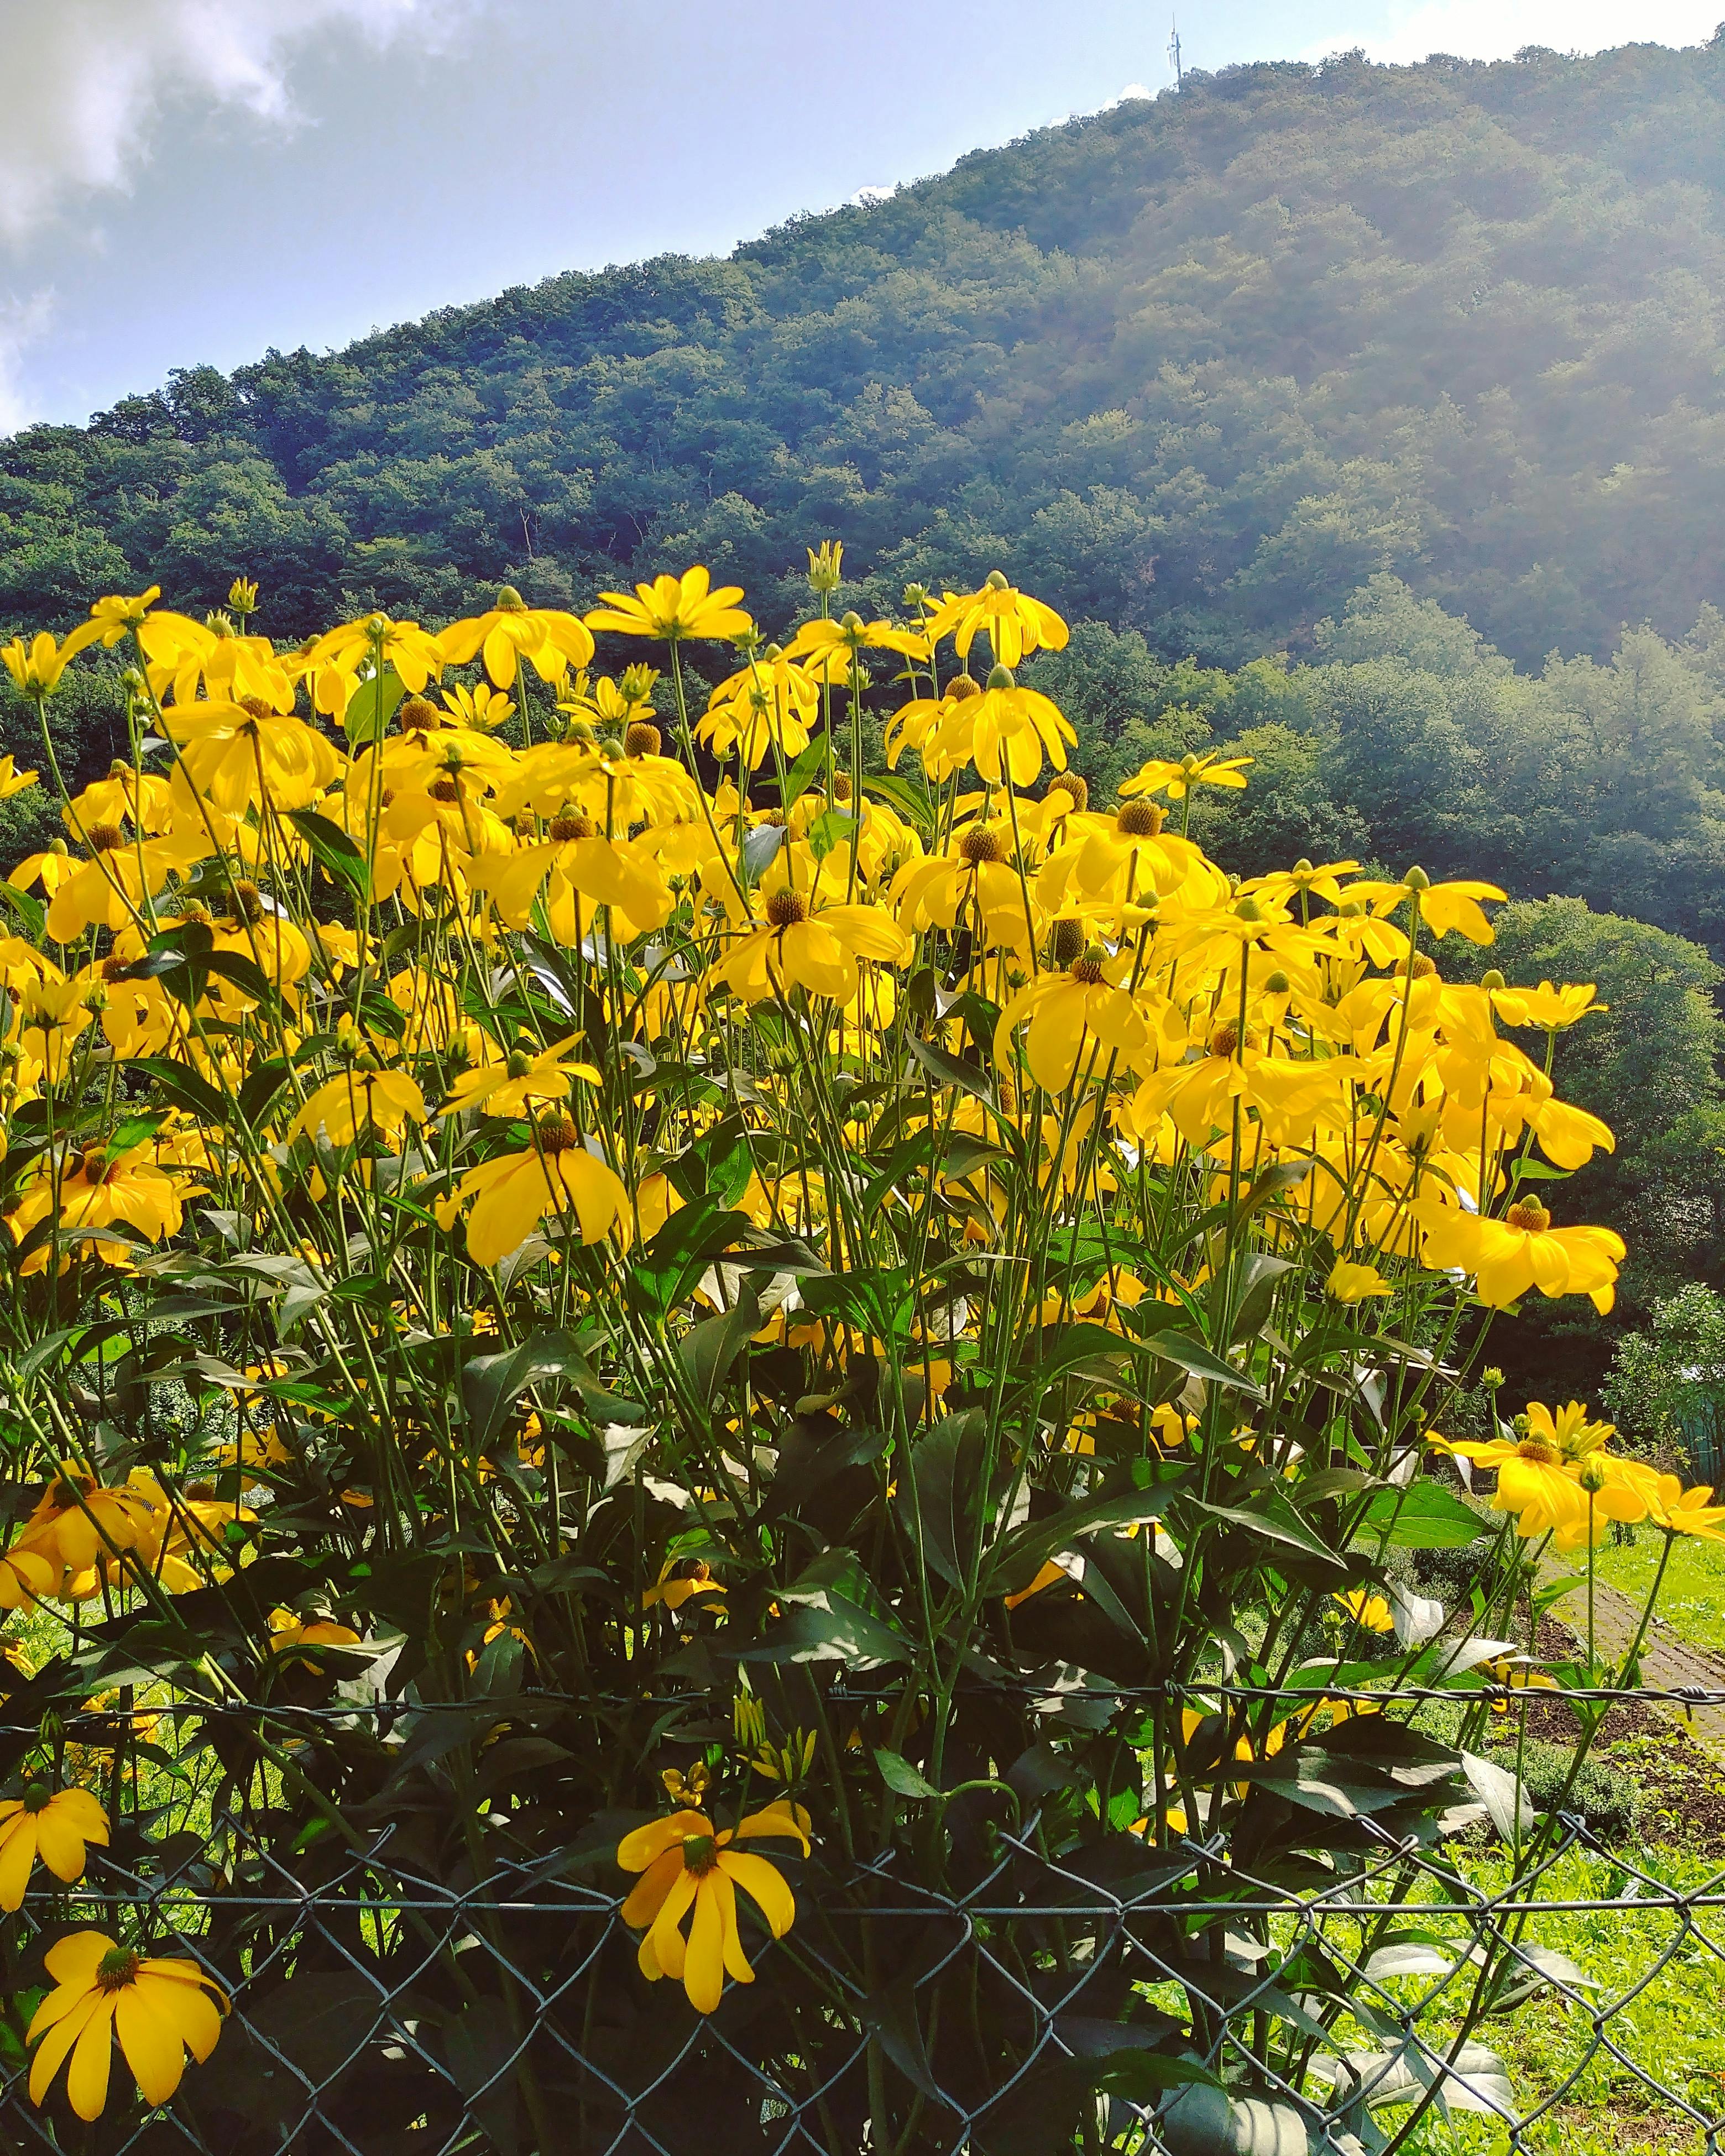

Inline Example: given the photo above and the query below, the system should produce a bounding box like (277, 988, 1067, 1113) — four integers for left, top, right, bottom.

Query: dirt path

(1539, 1559, 1725, 1761)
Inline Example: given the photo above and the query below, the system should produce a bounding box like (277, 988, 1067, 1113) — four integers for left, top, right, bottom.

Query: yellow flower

(1415, 1194, 1624, 1314)
(618, 1800, 811, 2013)
(441, 1037, 601, 1120)
(933, 666, 1075, 787)
(162, 699, 341, 815)
(0, 1785, 108, 1909)
(266, 1609, 363, 1664)
(994, 948, 1153, 1091)
(1121, 750, 1253, 801)
(0, 756, 38, 799)
(2, 626, 102, 697)
(587, 566, 752, 643)
(1335, 1588, 1395, 1634)
(12, 1142, 194, 1275)
(288, 1065, 427, 1148)
(1489, 980, 1604, 1031)
(447, 1116, 631, 1267)
(137, 611, 294, 713)
(1342, 866, 1506, 945)
(27, 1930, 227, 2121)
(926, 572, 1069, 667)
(1326, 1260, 1390, 1302)
(710, 887, 911, 1004)
(440, 681, 516, 730)
(438, 586, 596, 687)
(85, 586, 162, 643)
(296, 614, 446, 719)
(642, 1558, 727, 1611)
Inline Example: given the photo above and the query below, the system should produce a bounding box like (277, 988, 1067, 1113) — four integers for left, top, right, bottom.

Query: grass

(1319, 1845, 1725, 2156)
(1555, 1529, 1725, 1659)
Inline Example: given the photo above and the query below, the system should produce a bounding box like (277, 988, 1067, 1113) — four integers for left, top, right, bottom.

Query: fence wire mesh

(2, 1690, 1722, 2156)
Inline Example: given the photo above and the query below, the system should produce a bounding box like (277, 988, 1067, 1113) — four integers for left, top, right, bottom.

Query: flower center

(428, 777, 461, 804)
(97, 1948, 142, 1993)
(680, 1833, 718, 1877)
(548, 813, 595, 843)
(1517, 1437, 1560, 1465)
(624, 721, 661, 758)
(1047, 772, 1088, 811)
(231, 880, 265, 924)
(534, 1113, 578, 1155)
(86, 821, 124, 854)
(1506, 1198, 1551, 1233)
(505, 1050, 534, 1079)
(765, 889, 808, 929)
(22, 1782, 49, 1814)
(947, 674, 980, 702)
(1208, 1022, 1258, 1060)
(1116, 800, 1163, 837)
(1070, 945, 1107, 985)
(957, 826, 1006, 866)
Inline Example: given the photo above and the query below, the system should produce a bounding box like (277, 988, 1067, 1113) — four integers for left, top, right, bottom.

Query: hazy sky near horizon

(0, 0, 1719, 435)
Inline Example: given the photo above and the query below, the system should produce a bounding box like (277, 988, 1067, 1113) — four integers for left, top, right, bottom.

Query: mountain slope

(6, 40, 1725, 661)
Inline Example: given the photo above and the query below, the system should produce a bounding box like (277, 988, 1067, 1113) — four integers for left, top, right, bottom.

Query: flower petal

(117, 1986, 186, 2108)
(717, 1849, 796, 1939)
(66, 1994, 118, 2121)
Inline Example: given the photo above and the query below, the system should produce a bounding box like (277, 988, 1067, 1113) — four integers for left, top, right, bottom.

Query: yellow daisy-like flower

(587, 566, 752, 643)
(1489, 980, 1604, 1032)
(1342, 866, 1506, 945)
(27, 1930, 228, 2121)
(1120, 750, 1253, 802)
(710, 887, 911, 1004)
(618, 1800, 811, 2013)
(446, 1114, 631, 1267)
(1326, 1260, 1390, 1302)
(2, 625, 103, 698)
(438, 585, 595, 687)
(926, 572, 1068, 668)
(1335, 1588, 1395, 1634)
(441, 1037, 601, 1121)
(0, 1785, 108, 1909)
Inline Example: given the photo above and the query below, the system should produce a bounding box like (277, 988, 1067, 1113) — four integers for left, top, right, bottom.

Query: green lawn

(1557, 1530, 1725, 1660)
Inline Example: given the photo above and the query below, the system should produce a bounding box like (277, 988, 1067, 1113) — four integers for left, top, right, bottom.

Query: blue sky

(0, 0, 1719, 433)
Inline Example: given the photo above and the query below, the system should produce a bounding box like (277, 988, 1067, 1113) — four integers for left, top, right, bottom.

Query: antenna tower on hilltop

(1168, 15, 1183, 87)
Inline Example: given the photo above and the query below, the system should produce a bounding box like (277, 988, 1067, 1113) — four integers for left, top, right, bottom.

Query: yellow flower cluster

(0, 553, 1658, 2074)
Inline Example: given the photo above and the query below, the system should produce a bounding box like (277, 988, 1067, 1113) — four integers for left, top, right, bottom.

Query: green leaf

(875, 1747, 938, 1799)
(338, 664, 406, 750)
(1146, 1328, 1263, 1398)
(1355, 1483, 1484, 1550)
(676, 1288, 759, 1405)
(990, 1476, 1188, 1594)
(806, 805, 857, 860)
(860, 771, 937, 835)
(127, 1056, 227, 1127)
(906, 1033, 991, 1100)
(205, 949, 281, 1008)
(1189, 1493, 1348, 1571)
(463, 1330, 594, 1453)
(0, 882, 44, 940)
(739, 1597, 911, 1666)
(288, 809, 372, 898)
(777, 735, 832, 809)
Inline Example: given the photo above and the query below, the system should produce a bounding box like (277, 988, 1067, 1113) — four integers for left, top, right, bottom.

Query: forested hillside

(5, 36, 1725, 1382)
(7, 39, 1725, 666)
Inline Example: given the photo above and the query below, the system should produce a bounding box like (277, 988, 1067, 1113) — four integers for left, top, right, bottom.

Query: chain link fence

(2, 1687, 1722, 2156)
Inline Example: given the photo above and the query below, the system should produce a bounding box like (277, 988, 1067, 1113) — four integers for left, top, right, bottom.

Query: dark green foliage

(1488, 1736, 1641, 1845)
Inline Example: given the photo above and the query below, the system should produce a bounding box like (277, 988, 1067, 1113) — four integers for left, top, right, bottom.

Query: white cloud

(1350, 1, 1719, 65)
(0, 289, 55, 435)
(851, 185, 895, 206)
(0, 1, 474, 243)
